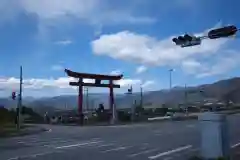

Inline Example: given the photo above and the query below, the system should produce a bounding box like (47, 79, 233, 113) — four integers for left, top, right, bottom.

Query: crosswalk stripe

(55, 141, 102, 149)
(101, 146, 132, 153)
(148, 145, 192, 159)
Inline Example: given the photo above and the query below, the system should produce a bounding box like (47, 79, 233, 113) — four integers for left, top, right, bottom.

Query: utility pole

(125, 86, 134, 122)
(140, 86, 143, 108)
(184, 84, 187, 104)
(86, 87, 89, 111)
(17, 66, 23, 130)
(65, 102, 67, 110)
(184, 84, 188, 115)
(169, 69, 173, 90)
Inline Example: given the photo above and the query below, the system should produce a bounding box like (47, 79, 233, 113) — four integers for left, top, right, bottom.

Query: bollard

(198, 112, 230, 159)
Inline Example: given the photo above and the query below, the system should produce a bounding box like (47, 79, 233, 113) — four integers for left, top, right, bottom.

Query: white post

(111, 103, 116, 124)
(198, 112, 230, 159)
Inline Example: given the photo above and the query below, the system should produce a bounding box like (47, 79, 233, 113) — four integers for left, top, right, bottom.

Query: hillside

(1, 77, 240, 115)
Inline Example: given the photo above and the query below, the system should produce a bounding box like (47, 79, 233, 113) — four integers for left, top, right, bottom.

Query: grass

(0, 122, 31, 138)
(0, 123, 18, 137)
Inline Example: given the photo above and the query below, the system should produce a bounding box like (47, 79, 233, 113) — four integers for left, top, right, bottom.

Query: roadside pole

(17, 66, 23, 130)
(184, 84, 189, 116)
(125, 86, 134, 122)
(140, 86, 143, 108)
(86, 87, 89, 111)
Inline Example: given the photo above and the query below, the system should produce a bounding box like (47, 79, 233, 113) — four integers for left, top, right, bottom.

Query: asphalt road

(1, 114, 240, 160)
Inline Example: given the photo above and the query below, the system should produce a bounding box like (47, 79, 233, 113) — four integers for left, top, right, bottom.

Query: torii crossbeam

(65, 69, 123, 125)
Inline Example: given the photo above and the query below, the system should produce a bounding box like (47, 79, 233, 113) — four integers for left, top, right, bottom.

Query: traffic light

(12, 91, 16, 100)
(208, 25, 238, 39)
(172, 34, 201, 48)
(127, 85, 132, 94)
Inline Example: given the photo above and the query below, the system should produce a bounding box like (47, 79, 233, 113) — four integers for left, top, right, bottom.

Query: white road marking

(18, 139, 75, 147)
(153, 130, 162, 134)
(148, 145, 192, 159)
(231, 142, 240, 148)
(94, 143, 115, 148)
(188, 148, 199, 152)
(168, 148, 199, 159)
(7, 157, 19, 160)
(101, 146, 132, 153)
(186, 125, 195, 128)
(43, 140, 79, 147)
(17, 141, 25, 144)
(7, 151, 63, 160)
(55, 141, 102, 149)
(128, 148, 159, 157)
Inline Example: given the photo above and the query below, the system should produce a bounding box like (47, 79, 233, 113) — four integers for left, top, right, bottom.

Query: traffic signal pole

(17, 66, 23, 130)
(172, 25, 239, 47)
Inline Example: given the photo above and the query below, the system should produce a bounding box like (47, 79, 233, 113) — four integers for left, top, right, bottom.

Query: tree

(95, 103, 109, 122)
(97, 103, 105, 113)
(135, 105, 144, 114)
(0, 107, 15, 124)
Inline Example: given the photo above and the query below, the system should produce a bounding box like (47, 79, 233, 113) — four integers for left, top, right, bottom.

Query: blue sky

(0, 0, 240, 97)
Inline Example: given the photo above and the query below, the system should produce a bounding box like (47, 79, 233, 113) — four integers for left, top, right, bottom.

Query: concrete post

(198, 112, 230, 159)
(111, 103, 117, 124)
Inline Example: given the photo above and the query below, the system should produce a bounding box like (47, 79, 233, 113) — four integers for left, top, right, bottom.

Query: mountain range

(1, 77, 240, 115)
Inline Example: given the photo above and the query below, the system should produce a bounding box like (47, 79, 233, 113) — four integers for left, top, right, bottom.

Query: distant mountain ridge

(1, 77, 240, 115)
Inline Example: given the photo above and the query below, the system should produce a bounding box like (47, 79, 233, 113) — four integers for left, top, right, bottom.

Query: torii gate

(65, 69, 123, 125)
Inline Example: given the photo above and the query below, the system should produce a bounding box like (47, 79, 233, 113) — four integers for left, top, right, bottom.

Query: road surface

(1, 114, 240, 160)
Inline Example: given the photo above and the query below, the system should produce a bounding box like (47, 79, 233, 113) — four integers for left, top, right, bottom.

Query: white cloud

(0, 76, 155, 96)
(136, 66, 147, 74)
(181, 59, 203, 75)
(0, 0, 156, 26)
(92, 30, 228, 66)
(0, 77, 97, 91)
(51, 65, 64, 71)
(115, 79, 141, 87)
(95, 11, 156, 25)
(91, 26, 240, 78)
(20, 0, 98, 19)
(55, 40, 73, 45)
(196, 52, 240, 78)
(110, 70, 122, 75)
(180, 51, 240, 78)
(142, 80, 155, 88)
